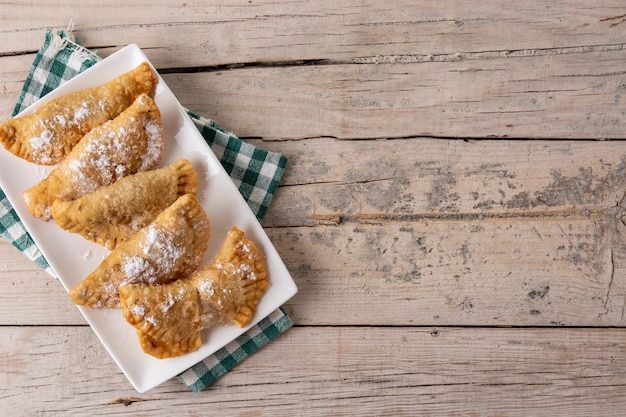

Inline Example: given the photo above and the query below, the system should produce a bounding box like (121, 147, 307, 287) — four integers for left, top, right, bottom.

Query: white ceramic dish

(0, 44, 297, 393)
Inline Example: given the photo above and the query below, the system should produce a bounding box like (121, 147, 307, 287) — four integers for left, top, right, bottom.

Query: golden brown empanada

(51, 159, 198, 249)
(23, 93, 163, 221)
(193, 226, 269, 328)
(69, 193, 210, 309)
(120, 279, 203, 359)
(119, 226, 269, 359)
(0, 62, 157, 165)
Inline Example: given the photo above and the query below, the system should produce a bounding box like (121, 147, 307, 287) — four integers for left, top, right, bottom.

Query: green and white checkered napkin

(0, 30, 293, 392)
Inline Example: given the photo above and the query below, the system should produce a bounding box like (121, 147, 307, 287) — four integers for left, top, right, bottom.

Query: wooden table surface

(2, 1, 626, 415)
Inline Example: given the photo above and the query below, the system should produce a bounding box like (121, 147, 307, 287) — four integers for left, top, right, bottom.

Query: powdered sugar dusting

(128, 286, 189, 328)
(103, 281, 117, 299)
(199, 281, 214, 296)
(54, 114, 67, 125)
(237, 262, 256, 280)
(161, 293, 176, 314)
(30, 129, 53, 150)
(119, 222, 186, 285)
(27, 100, 97, 163)
(73, 101, 92, 121)
(64, 108, 162, 198)
(130, 303, 158, 326)
(123, 256, 150, 280)
(133, 304, 146, 316)
(161, 288, 186, 314)
(29, 129, 55, 164)
(233, 240, 260, 280)
(139, 116, 163, 170)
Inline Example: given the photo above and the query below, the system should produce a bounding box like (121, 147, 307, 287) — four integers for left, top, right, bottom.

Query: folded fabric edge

(187, 112, 289, 222)
(177, 306, 294, 392)
(12, 29, 99, 117)
(0, 190, 54, 275)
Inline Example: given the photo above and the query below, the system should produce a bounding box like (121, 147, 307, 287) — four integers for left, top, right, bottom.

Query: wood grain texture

(258, 138, 626, 224)
(1, 1, 626, 139)
(2, 0, 626, 62)
(2, 326, 626, 416)
(5, 138, 626, 326)
(6, 51, 626, 140)
(157, 48, 626, 140)
(4, 214, 625, 327)
(0, 241, 84, 325)
(2, 1, 626, 415)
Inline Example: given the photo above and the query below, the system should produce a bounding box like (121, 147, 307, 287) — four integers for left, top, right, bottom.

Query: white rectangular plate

(0, 44, 297, 393)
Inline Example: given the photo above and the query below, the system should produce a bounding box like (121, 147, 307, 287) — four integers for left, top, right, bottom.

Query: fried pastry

(120, 279, 203, 359)
(23, 93, 163, 221)
(0, 62, 157, 165)
(119, 226, 269, 359)
(51, 159, 198, 249)
(193, 226, 269, 328)
(70, 193, 210, 309)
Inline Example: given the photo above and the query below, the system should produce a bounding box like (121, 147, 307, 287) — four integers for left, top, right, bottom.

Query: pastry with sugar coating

(70, 193, 211, 309)
(51, 159, 197, 249)
(193, 226, 269, 328)
(23, 93, 163, 221)
(121, 279, 203, 359)
(0, 62, 157, 165)
(119, 226, 269, 359)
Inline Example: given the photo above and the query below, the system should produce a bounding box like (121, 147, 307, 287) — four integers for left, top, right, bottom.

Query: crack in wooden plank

(599, 248, 617, 319)
(105, 397, 147, 407)
(599, 13, 626, 27)
(351, 43, 626, 65)
(155, 42, 626, 72)
(308, 207, 605, 226)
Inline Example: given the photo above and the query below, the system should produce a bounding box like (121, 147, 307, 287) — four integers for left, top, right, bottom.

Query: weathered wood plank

(2, 326, 626, 416)
(2, 0, 626, 65)
(257, 138, 626, 226)
(4, 50, 626, 140)
(4, 209, 625, 327)
(162, 50, 626, 140)
(0, 242, 84, 325)
(1, 3, 626, 140)
(272, 218, 626, 327)
(13, 52, 620, 141)
(3, 138, 626, 326)
(0, 55, 36, 118)
(3, 1, 626, 415)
